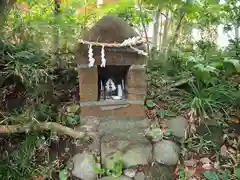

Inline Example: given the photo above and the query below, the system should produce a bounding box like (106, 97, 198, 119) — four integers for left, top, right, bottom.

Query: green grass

(0, 134, 47, 180)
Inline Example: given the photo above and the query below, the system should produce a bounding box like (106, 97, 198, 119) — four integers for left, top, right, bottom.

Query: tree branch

(0, 122, 87, 139)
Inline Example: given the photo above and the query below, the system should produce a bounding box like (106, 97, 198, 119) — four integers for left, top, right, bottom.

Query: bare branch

(0, 122, 86, 139)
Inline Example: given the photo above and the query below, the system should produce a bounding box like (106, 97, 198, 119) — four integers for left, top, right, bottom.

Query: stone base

(80, 100, 146, 117)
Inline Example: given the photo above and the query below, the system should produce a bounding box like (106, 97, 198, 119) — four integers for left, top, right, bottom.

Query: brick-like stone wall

(127, 65, 147, 101)
(78, 66, 98, 102)
(80, 101, 145, 117)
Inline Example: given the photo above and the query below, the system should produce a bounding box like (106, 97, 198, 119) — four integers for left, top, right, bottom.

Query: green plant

(93, 159, 124, 178)
(184, 134, 217, 153)
(202, 171, 219, 180)
(176, 164, 186, 180)
(0, 135, 47, 180)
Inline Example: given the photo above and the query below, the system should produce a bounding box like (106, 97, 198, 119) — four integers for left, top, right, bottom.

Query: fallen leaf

(32, 176, 44, 180)
(213, 161, 220, 169)
(199, 157, 211, 164)
(187, 177, 197, 180)
(202, 163, 213, 170)
(228, 147, 236, 154)
(220, 145, 229, 157)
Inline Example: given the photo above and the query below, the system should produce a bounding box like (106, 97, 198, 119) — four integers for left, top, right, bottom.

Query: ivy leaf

(59, 169, 69, 180)
(202, 171, 219, 180)
(146, 100, 156, 109)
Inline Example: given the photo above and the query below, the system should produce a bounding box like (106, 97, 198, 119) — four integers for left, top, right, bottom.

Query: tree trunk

(235, 26, 239, 39)
(152, 7, 161, 50)
(53, 0, 61, 66)
(161, 10, 169, 52)
(0, 0, 17, 35)
(158, 13, 163, 51)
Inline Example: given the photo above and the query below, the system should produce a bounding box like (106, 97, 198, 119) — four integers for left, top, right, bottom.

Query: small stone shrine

(76, 16, 147, 118)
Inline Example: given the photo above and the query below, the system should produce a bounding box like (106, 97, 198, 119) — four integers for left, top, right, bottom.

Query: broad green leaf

(220, 170, 231, 180)
(93, 163, 105, 174)
(146, 100, 156, 108)
(202, 171, 219, 180)
(66, 115, 80, 124)
(157, 109, 167, 118)
(67, 104, 80, 113)
(59, 169, 69, 180)
(235, 167, 240, 179)
(224, 59, 240, 72)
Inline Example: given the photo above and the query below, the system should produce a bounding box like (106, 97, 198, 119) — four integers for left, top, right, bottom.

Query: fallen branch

(0, 122, 86, 139)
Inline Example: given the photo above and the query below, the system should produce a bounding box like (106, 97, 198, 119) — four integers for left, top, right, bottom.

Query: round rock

(123, 168, 136, 178)
(122, 143, 152, 168)
(167, 116, 187, 138)
(134, 172, 145, 180)
(153, 140, 180, 166)
(71, 151, 97, 180)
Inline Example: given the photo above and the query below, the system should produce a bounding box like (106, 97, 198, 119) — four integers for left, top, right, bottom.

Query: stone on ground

(123, 168, 136, 178)
(153, 140, 180, 166)
(167, 116, 187, 138)
(71, 151, 97, 180)
(100, 117, 151, 168)
(134, 172, 145, 180)
(122, 143, 152, 168)
(98, 175, 132, 180)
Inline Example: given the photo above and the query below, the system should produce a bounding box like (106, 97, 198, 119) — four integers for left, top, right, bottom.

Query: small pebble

(124, 168, 136, 178)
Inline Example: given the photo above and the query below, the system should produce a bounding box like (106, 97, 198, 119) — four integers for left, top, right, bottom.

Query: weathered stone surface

(79, 116, 101, 129)
(124, 168, 136, 178)
(101, 141, 152, 168)
(127, 87, 147, 101)
(127, 66, 146, 101)
(122, 143, 152, 168)
(80, 103, 146, 117)
(127, 67, 146, 88)
(153, 140, 180, 166)
(167, 116, 187, 138)
(77, 16, 146, 65)
(78, 67, 98, 102)
(74, 117, 101, 153)
(71, 151, 97, 180)
(98, 175, 132, 180)
(100, 117, 151, 168)
(134, 172, 145, 180)
(99, 117, 149, 136)
(101, 141, 128, 162)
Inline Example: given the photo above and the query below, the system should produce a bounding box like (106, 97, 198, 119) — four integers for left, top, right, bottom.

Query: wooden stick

(0, 122, 86, 139)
